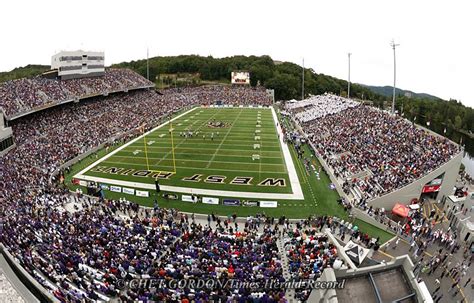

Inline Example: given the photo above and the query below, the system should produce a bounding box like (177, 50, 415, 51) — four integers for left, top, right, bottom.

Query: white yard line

(101, 160, 287, 173)
(122, 146, 283, 154)
(112, 152, 285, 160)
(75, 106, 304, 200)
(104, 157, 287, 166)
(128, 141, 281, 147)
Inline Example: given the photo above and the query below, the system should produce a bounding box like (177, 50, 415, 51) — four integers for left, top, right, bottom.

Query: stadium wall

(0, 112, 15, 156)
(0, 244, 58, 302)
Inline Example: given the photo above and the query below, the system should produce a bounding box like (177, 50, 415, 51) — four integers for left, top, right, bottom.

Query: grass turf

(81, 107, 292, 193)
(64, 106, 394, 242)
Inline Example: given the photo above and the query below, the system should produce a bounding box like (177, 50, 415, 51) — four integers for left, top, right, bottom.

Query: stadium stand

(162, 85, 273, 107)
(287, 94, 358, 123)
(0, 80, 279, 301)
(153, 224, 285, 301)
(0, 69, 154, 118)
(286, 95, 460, 201)
(2, 75, 457, 301)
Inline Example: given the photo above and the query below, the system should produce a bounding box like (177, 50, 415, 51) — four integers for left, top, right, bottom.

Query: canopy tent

(392, 203, 410, 218)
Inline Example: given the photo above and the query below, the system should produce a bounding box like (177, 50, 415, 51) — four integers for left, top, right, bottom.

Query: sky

(1, 0, 473, 108)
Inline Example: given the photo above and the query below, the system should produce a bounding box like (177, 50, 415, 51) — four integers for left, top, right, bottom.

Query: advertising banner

(202, 197, 219, 205)
(422, 185, 441, 193)
(110, 185, 122, 193)
(136, 190, 149, 197)
(122, 187, 135, 195)
(182, 195, 197, 203)
(223, 199, 241, 206)
(259, 201, 278, 208)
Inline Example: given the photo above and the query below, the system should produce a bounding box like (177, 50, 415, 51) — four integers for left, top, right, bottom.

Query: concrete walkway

(378, 234, 472, 302)
(277, 236, 296, 302)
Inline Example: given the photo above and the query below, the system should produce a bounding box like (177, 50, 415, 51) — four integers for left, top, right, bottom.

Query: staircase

(276, 234, 297, 302)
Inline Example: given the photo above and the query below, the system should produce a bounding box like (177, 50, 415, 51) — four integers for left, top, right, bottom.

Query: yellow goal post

(139, 121, 177, 176)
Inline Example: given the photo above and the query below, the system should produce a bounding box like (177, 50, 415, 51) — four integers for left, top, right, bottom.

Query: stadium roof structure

(335, 267, 416, 303)
(310, 255, 429, 303)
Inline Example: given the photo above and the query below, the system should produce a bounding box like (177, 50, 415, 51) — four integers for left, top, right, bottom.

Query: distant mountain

(361, 84, 441, 100)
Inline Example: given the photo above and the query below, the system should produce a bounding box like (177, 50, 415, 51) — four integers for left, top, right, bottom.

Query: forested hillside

(0, 64, 49, 82)
(362, 84, 440, 100)
(112, 55, 384, 101)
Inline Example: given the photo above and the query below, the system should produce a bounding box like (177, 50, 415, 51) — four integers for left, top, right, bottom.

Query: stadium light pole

(146, 47, 150, 81)
(347, 53, 351, 98)
(390, 40, 400, 114)
(302, 58, 305, 100)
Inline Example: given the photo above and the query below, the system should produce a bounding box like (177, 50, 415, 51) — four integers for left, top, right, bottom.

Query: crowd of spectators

(0, 69, 154, 117)
(301, 104, 460, 200)
(281, 215, 368, 302)
(163, 85, 272, 107)
(286, 93, 358, 123)
(0, 84, 277, 302)
(146, 223, 285, 301)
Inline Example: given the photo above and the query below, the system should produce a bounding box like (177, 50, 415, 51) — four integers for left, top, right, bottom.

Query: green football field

(74, 106, 303, 199)
(67, 105, 394, 243)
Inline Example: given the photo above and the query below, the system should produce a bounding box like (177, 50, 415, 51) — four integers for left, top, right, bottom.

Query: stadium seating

(0, 69, 154, 118)
(286, 95, 460, 200)
(0, 82, 278, 301)
(287, 93, 358, 123)
(2, 78, 458, 301)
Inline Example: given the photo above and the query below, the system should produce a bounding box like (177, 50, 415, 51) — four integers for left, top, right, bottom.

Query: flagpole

(302, 58, 305, 100)
(347, 53, 351, 98)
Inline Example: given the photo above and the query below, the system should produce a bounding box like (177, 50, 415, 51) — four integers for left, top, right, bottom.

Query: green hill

(112, 55, 385, 102)
(361, 84, 441, 100)
(0, 64, 49, 82)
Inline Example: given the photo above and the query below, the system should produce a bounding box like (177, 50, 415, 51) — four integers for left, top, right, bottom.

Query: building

(310, 230, 432, 302)
(444, 192, 474, 247)
(310, 256, 431, 303)
(51, 50, 105, 80)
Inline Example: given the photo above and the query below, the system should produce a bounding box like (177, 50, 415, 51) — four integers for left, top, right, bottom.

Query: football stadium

(1, 3, 474, 302)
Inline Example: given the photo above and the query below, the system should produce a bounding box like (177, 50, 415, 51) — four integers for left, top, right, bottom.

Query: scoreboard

(231, 71, 250, 85)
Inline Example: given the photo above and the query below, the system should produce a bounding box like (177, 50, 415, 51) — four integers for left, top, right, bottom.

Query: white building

(51, 50, 105, 80)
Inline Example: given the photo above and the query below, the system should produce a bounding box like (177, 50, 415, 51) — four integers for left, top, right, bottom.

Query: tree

(454, 115, 463, 130)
